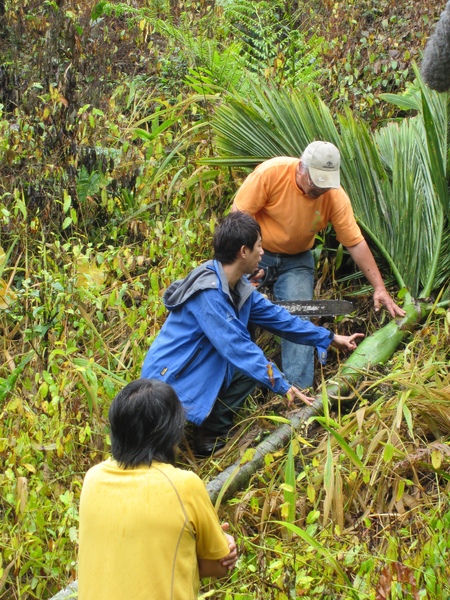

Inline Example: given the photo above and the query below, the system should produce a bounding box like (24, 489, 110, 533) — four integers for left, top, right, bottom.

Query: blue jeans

(259, 250, 315, 389)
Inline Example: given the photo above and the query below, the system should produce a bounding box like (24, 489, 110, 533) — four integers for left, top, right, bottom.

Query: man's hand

(286, 386, 315, 408)
(373, 288, 406, 318)
(330, 332, 364, 351)
(219, 523, 238, 571)
(346, 241, 406, 319)
(248, 268, 265, 287)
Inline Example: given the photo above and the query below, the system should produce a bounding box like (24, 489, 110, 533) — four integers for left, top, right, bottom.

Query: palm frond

(210, 82, 340, 163)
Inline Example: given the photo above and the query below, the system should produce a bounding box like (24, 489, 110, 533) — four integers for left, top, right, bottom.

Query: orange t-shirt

(233, 157, 364, 254)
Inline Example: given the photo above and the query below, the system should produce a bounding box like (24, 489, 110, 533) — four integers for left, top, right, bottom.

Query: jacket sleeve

(248, 292, 334, 365)
(194, 290, 291, 394)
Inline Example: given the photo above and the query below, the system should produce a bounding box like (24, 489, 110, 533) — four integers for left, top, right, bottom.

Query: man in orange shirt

(232, 141, 405, 389)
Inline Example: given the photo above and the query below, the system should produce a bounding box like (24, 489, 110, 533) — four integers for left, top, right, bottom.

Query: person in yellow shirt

(78, 378, 237, 600)
(232, 141, 405, 390)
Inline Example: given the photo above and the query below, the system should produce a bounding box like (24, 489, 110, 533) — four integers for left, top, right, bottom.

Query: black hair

(108, 378, 185, 468)
(213, 211, 261, 264)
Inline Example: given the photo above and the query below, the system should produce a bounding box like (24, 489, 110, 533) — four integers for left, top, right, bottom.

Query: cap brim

(309, 166, 340, 189)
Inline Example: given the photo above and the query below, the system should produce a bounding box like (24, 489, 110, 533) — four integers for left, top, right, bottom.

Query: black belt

(263, 249, 310, 258)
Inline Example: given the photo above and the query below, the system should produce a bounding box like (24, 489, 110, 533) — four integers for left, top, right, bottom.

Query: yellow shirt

(78, 459, 230, 600)
(233, 157, 364, 254)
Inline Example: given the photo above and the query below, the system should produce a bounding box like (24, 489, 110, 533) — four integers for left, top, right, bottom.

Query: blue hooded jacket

(141, 260, 334, 425)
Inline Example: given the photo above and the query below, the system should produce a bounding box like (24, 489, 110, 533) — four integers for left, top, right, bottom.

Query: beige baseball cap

(301, 141, 340, 188)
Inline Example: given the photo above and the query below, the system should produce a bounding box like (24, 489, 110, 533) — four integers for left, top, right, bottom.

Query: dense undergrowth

(199, 311, 450, 598)
(0, 0, 449, 598)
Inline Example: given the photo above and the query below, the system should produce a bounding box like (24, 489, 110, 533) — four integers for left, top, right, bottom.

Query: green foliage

(313, 0, 445, 119)
(209, 81, 339, 163)
(200, 309, 450, 598)
(0, 204, 217, 596)
(180, 38, 251, 96)
(216, 0, 324, 90)
(91, 1, 155, 22)
(0, 0, 448, 597)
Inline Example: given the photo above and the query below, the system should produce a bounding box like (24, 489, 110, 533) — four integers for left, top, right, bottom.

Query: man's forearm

(346, 240, 386, 291)
(198, 558, 229, 578)
(346, 239, 406, 317)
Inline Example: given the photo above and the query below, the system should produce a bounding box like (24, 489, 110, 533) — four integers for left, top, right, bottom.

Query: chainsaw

(252, 268, 354, 316)
(274, 299, 354, 316)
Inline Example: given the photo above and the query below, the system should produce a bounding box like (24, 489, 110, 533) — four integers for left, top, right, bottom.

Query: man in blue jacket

(142, 211, 363, 456)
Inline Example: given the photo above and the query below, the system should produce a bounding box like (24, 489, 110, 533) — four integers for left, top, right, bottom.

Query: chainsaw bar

(275, 299, 354, 316)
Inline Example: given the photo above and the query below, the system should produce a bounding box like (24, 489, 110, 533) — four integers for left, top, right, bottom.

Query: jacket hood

(163, 260, 255, 311)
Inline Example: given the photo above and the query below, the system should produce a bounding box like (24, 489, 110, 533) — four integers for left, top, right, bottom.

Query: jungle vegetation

(0, 0, 449, 598)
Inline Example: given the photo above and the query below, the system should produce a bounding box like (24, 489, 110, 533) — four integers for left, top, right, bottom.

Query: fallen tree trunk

(207, 299, 427, 504)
